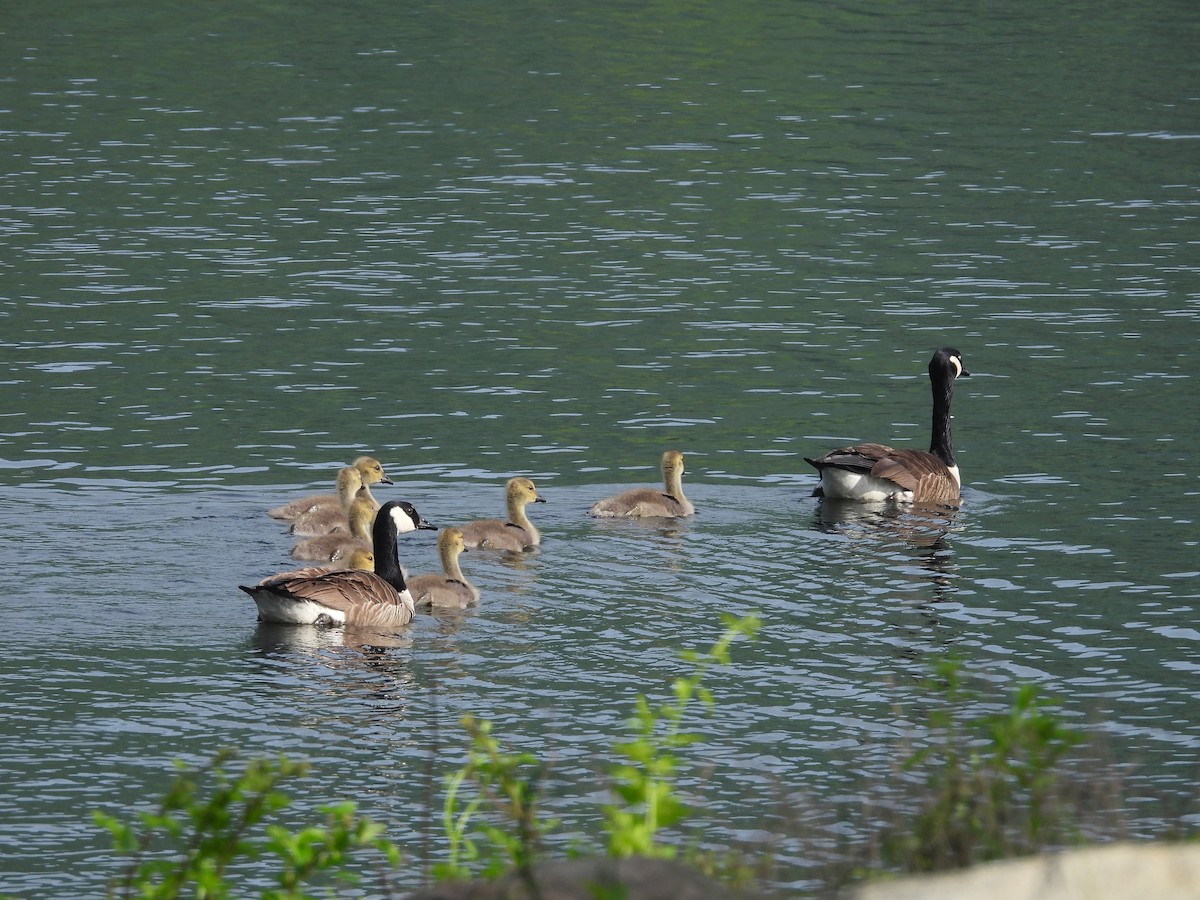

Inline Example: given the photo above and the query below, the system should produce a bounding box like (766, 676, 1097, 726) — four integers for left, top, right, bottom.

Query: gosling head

(353, 455, 393, 486)
(508, 476, 546, 505)
(344, 549, 376, 571)
(440, 526, 467, 556)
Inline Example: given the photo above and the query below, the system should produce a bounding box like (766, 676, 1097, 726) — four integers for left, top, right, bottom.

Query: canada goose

(805, 347, 971, 504)
(240, 499, 436, 628)
(458, 477, 546, 551)
(267, 456, 393, 522)
(588, 450, 694, 518)
(407, 527, 480, 610)
(289, 494, 375, 562)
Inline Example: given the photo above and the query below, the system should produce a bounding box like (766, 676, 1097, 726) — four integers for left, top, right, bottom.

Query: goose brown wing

(806, 442, 897, 474)
(871, 450, 958, 501)
(262, 570, 403, 614)
(257, 563, 338, 584)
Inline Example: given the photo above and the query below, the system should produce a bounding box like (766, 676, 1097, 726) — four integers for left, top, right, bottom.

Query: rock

(856, 842, 1200, 900)
(404, 855, 771, 900)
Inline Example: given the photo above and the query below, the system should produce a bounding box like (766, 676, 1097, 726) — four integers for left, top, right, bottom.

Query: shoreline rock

(855, 842, 1200, 900)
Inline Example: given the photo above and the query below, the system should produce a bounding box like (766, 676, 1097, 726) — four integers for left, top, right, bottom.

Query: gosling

(457, 477, 546, 551)
(407, 528, 479, 610)
(290, 494, 375, 562)
(267, 456, 392, 522)
(588, 450, 694, 518)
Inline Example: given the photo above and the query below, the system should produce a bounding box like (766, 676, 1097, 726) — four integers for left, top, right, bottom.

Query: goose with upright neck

(241, 500, 436, 628)
(289, 493, 376, 563)
(805, 347, 970, 504)
(267, 456, 392, 523)
(458, 477, 546, 551)
(588, 450, 694, 518)
(289, 473, 387, 537)
(407, 527, 480, 610)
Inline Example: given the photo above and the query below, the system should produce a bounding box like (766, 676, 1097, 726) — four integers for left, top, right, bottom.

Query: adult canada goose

(240, 500, 436, 628)
(289, 494, 375, 562)
(458, 477, 546, 551)
(588, 450, 694, 518)
(407, 527, 480, 610)
(267, 456, 392, 522)
(805, 347, 970, 504)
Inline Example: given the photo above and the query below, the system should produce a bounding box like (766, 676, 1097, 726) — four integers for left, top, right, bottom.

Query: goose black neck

(929, 369, 956, 467)
(371, 504, 408, 592)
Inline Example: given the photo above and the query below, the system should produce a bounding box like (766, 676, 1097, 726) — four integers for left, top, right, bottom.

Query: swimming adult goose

(240, 499, 436, 628)
(267, 456, 392, 522)
(805, 347, 970, 504)
(407, 527, 480, 610)
(458, 477, 546, 551)
(588, 450, 694, 518)
(289, 494, 375, 562)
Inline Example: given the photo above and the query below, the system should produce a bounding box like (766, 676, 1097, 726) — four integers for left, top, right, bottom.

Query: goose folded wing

(263, 570, 403, 612)
(871, 450, 958, 500)
(808, 442, 897, 474)
(257, 563, 339, 584)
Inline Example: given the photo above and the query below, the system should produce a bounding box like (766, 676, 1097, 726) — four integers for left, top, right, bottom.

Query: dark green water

(1, 1, 1197, 894)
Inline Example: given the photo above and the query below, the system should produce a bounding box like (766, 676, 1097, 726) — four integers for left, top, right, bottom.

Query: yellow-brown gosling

(407, 527, 479, 610)
(588, 450, 694, 518)
(286, 467, 363, 536)
(289, 494, 375, 562)
(457, 477, 546, 551)
(267, 456, 392, 521)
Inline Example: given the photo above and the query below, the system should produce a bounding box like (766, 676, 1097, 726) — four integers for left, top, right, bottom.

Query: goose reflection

(249, 621, 414, 656)
(245, 622, 424, 740)
(420, 605, 479, 629)
(812, 498, 961, 605)
(587, 510, 694, 543)
(815, 498, 958, 546)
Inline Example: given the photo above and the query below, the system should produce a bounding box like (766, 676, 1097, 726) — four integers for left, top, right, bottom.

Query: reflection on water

(812, 499, 962, 607)
(814, 498, 961, 550)
(1, 0, 1198, 894)
(419, 606, 479, 631)
(249, 622, 415, 656)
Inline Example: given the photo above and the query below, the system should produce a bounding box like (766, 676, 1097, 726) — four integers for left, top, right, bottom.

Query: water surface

(1, 1, 1197, 894)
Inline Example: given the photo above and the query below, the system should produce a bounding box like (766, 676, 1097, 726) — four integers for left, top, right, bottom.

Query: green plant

(603, 613, 761, 859)
(436, 756, 487, 882)
(264, 800, 400, 898)
(881, 656, 1083, 873)
(432, 614, 761, 880)
(94, 750, 400, 899)
(434, 714, 555, 884)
